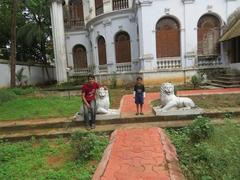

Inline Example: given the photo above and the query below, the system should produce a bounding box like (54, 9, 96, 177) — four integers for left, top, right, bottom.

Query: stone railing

(63, 6, 85, 31)
(73, 66, 95, 74)
(116, 62, 131, 72)
(64, 19, 85, 31)
(157, 57, 182, 69)
(197, 55, 222, 67)
(73, 68, 89, 74)
(113, 0, 129, 10)
(99, 64, 108, 73)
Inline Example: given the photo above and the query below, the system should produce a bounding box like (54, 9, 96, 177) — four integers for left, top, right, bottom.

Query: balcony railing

(113, 0, 129, 10)
(64, 19, 85, 31)
(157, 57, 182, 69)
(73, 68, 89, 74)
(116, 62, 131, 72)
(63, 6, 85, 31)
(73, 66, 95, 74)
(197, 55, 222, 67)
(99, 64, 108, 73)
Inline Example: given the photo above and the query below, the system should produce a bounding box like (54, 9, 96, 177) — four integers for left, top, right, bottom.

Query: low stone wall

(0, 59, 56, 88)
(93, 68, 199, 86)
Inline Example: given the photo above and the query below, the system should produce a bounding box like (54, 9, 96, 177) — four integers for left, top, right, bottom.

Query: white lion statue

(96, 87, 110, 114)
(159, 83, 195, 111)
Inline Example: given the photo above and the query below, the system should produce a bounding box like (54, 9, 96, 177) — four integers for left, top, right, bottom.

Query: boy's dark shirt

(134, 83, 145, 95)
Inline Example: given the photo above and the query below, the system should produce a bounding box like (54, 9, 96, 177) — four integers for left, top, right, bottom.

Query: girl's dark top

(134, 83, 145, 95)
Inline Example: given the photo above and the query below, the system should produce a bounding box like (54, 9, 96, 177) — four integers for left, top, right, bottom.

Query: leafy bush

(110, 72, 117, 89)
(68, 76, 88, 85)
(168, 119, 240, 180)
(15, 67, 27, 86)
(71, 131, 108, 161)
(188, 116, 214, 143)
(0, 87, 36, 105)
(11, 87, 36, 95)
(0, 89, 17, 105)
(191, 74, 203, 89)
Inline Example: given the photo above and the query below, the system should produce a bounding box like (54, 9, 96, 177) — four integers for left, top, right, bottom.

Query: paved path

(177, 87, 240, 96)
(120, 88, 240, 115)
(93, 128, 184, 180)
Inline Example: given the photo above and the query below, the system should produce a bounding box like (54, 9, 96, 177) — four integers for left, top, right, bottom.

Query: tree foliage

(0, 0, 25, 59)
(0, 0, 53, 64)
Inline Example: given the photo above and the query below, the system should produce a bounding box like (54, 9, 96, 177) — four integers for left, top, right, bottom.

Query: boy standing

(82, 74, 100, 130)
(133, 77, 145, 115)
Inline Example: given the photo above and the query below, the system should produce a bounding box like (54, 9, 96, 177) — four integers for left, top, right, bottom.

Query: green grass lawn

(0, 96, 82, 121)
(0, 132, 108, 180)
(1, 87, 240, 121)
(167, 118, 240, 180)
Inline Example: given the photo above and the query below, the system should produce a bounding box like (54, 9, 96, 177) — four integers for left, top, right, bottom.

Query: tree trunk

(10, 0, 17, 87)
(41, 40, 51, 80)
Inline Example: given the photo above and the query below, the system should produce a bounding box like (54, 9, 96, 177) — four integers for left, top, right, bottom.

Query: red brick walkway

(120, 88, 240, 115)
(120, 93, 159, 115)
(93, 128, 184, 180)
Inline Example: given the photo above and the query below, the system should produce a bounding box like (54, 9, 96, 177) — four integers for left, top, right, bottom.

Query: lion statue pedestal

(153, 83, 203, 116)
(73, 87, 120, 121)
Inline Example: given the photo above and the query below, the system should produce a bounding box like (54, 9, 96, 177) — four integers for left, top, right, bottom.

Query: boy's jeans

(83, 100, 97, 127)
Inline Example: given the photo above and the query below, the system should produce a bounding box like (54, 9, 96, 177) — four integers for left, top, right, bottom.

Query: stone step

(211, 79, 240, 85)
(217, 76, 240, 81)
(207, 82, 240, 88)
(2, 118, 240, 141)
(0, 121, 192, 141)
(2, 109, 240, 133)
(223, 72, 240, 76)
(0, 117, 75, 132)
(1, 108, 240, 141)
(0, 115, 192, 133)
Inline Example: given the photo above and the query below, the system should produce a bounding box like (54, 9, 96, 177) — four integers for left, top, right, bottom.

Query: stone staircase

(1, 108, 240, 141)
(0, 116, 192, 141)
(208, 70, 240, 88)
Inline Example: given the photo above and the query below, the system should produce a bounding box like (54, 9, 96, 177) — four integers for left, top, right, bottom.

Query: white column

(103, 20, 116, 73)
(50, 0, 67, 83)
(183, 0, 197, 68)
(103, 0, 112, 13)
(136, 1, 155, 71)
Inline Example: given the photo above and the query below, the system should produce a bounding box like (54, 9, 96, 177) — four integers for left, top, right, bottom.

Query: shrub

(71, 131, 108, 161)
(168, 120, 240, 180)
(191, 74, 203, 89)
(188, 116, 214, 143)
(11, 87, 36, 95)
(0, 89, 17, 105)
(15, 67, 28, 86)
(110, 72, 117, 89)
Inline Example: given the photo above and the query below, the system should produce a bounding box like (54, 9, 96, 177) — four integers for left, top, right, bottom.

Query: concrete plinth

(153, 106, 204, 116)
(73, 109, 120, 121)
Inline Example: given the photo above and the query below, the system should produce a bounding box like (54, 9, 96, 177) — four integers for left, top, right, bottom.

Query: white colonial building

(49, 0, 240, 85)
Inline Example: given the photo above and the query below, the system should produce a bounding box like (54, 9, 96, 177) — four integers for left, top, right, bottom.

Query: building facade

(50, 0, 240, 85)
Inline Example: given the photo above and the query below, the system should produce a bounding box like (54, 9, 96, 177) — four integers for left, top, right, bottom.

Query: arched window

(115, 31, 131, 63)
(95, 0, 103, 16)
(69, 0, 84, 23)
(197, 14, 221, 55)
(73, 45, 87, 70)
(97, 36, 107, 65)
(156, 17, 180, 58)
